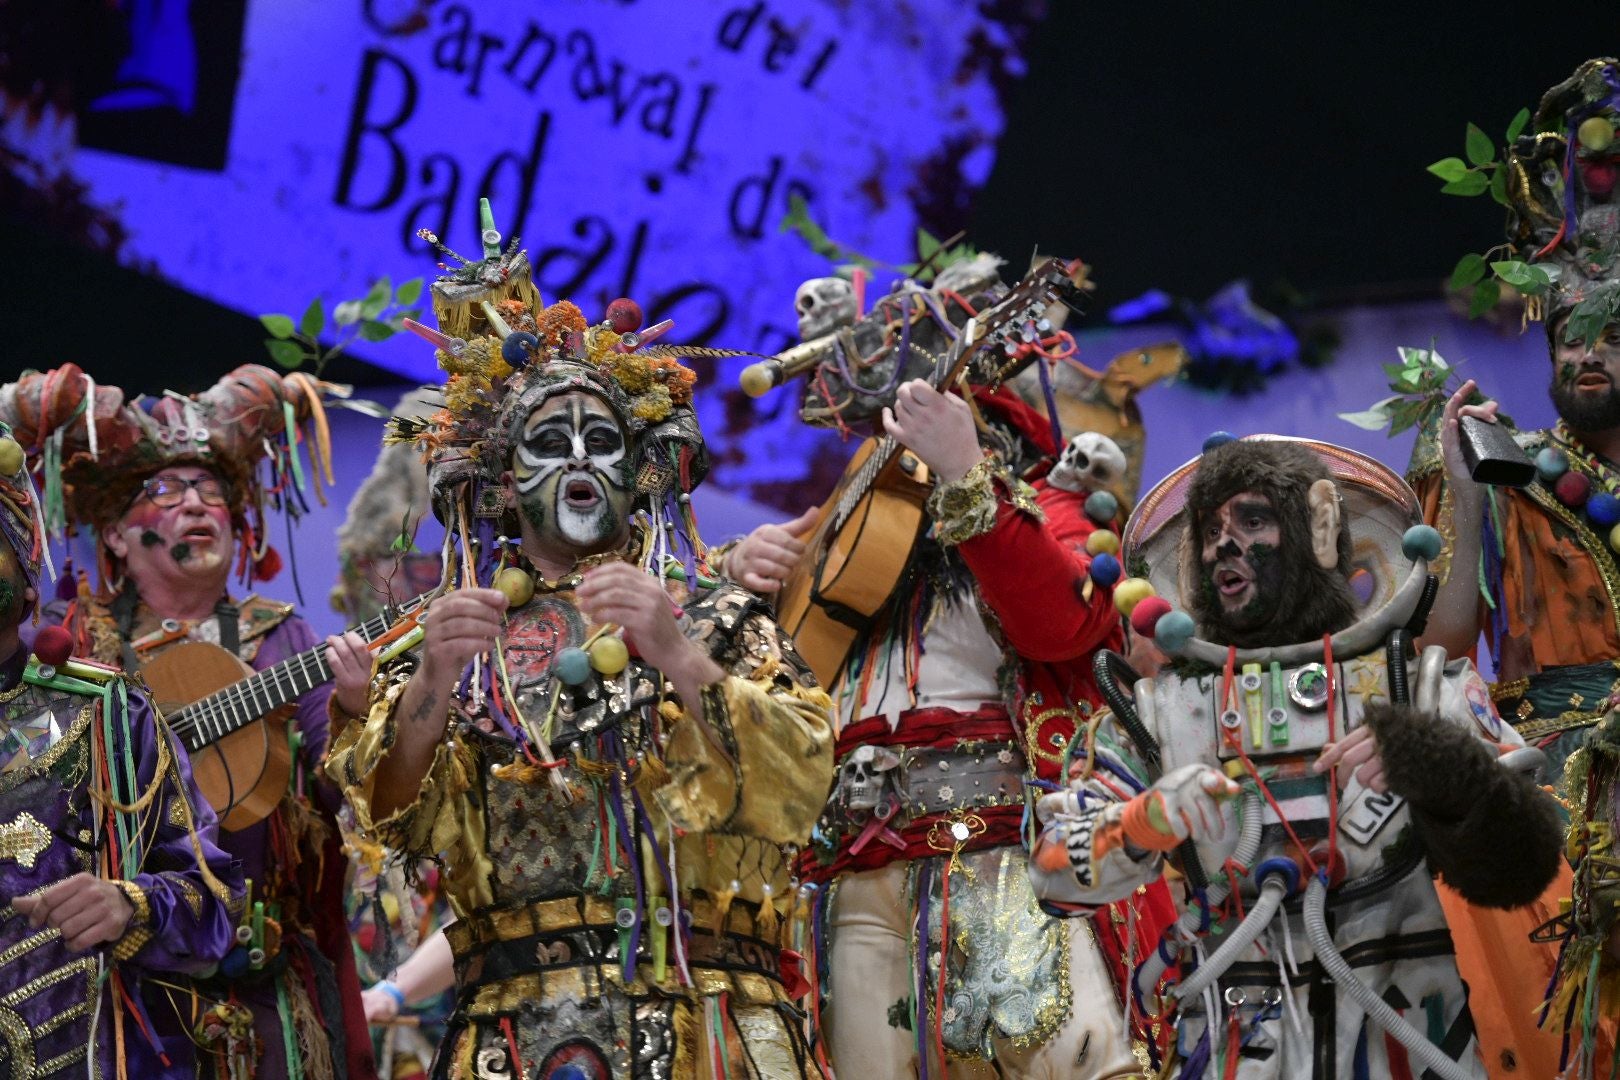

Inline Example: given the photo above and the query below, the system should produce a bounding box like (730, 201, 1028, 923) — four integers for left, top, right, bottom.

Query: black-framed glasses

(139, 475, 230, 508)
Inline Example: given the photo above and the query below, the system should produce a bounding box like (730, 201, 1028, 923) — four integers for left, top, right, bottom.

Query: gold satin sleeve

(655, 611, 835, 847)
(325, 667, 495, 907)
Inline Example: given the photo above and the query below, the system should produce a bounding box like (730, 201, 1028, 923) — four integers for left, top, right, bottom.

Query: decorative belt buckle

(926, 811, 987, 880)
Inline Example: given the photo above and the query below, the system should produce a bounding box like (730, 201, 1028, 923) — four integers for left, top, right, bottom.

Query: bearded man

(0, 420, 241, 1077)
(0, 364, 377, 1080)
(1028, 436, 1563, 1078)
(328, 213, 833, 1078)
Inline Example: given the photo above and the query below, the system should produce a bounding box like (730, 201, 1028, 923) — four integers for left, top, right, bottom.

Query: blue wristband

(376, 980, 406, 1009)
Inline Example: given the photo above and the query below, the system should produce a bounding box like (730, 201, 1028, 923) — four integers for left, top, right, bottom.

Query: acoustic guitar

(777, 260, 1078, 686)
(141, 594, 428, 831)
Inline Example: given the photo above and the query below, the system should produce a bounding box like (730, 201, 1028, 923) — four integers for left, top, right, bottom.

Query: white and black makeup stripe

(513, 397, 627, 494)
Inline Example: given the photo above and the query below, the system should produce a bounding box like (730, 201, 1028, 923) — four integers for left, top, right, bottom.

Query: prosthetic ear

(1307, 479, 1341, 570)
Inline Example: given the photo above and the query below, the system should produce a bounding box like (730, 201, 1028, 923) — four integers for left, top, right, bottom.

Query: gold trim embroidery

(1520, 453, 1620, 645)
(0, 928, 59, 968)
(0, 694, 94, 799)
(0, 957, 97, 1007)
(0, 812, 51, 870)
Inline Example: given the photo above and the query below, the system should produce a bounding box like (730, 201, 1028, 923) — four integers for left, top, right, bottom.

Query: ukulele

(141, 594, 428, 831)
(777, 259, 1078, 686)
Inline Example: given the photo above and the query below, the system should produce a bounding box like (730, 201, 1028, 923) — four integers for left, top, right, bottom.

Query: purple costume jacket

(0, 648, 241, 1077)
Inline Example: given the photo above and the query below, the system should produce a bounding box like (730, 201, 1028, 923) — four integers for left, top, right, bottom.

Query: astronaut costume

(1028, 437, 1560, 1079)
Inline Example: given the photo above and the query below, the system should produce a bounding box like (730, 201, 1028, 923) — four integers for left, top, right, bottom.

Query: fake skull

(839, 744, 901, 812)
(1047, 431, 1127, 494)
(794, 277, 858, 340)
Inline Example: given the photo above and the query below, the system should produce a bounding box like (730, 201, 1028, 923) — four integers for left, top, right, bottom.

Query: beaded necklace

(1539, 421, 1620, 545)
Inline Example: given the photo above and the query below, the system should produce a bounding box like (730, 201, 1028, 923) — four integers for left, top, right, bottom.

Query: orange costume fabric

(1415, 448, 1618, 1079)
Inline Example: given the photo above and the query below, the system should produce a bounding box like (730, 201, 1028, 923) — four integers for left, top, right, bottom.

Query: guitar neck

(169, 606, 400, 752)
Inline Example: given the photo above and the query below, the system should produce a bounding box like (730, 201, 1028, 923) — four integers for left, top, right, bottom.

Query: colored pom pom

(0, 437, 22, 476)
(1579, 116, 1615, 152)
(739, 363, 776, 399)
(32, 625, 73, 668)
(589, 636, 629, 676)
(494, 566, 535, 609)
(1535, 447, 1569, 482)
(1202, 432, 1237, 453)
(1154, 610, 1197, 653)
(252, 546, 283, 583)
(1089, 552, 1121, 588)
(555, 647, 593, 686)
(606, 298, 644, 333)
(1084, 490, 1119, 524)
(1555, 470, 1592, 507)
(1129, 595, 1173, 638)
(1591, 493, 1620, 529)
(1085, 529, 1120, 556)
(220, 947, 251, 979)
(1400, 524, 1443, 562)
(501, 331, 539, 367)
(1610, 522, 1620, 554)
(1113, 577, 1156, 617)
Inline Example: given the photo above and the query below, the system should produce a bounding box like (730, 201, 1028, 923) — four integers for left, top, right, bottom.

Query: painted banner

(2, 0, 1039, 502)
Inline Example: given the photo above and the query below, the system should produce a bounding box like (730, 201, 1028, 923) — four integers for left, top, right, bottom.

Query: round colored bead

(220, 947, 250, 979)
(606, 298, 644, 333)
(1202, 432, 1237, 453)
(1535, 447, 1569, 482)
(1400, 524, 1443, 562)
(1555, 470, 1592, 507)
(1085, 529, 1120, 556)
(32, 625, 72, 668)
(1084, 490, 1119, 524)
(554, 647, 593, 686)
(493, 566, 535, 609)
(1591, 493, 1620, 529)
(1579, 116, 1615, 152)
(1113, 576, 1156, 617)
(589, 636, 630, 676)
(1089, 552, 1122, 588)
(739, 362, 776, 399)
(1154, 610, 1197, 653)
(0, 437, 22, 476)
(1610, 523, 1620, 553)
(1129, 595, 1173, 638)
(501, 331, 539, 367)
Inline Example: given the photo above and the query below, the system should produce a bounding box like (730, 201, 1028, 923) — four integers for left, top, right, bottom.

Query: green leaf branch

(1338, 345, 1510, 437)
(779, 193, 982, 283)
(258, 275, 425, 374)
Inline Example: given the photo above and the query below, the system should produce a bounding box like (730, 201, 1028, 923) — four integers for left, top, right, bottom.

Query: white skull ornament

(838, 744, 901, 812)
(794, 277, 858, 340)
(1047, 432, 1127, 495)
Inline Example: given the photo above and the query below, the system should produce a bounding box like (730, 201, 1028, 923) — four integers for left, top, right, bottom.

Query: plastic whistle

(1241, 663, 1265, 749)
(250, 901, 266, 970)
(1268, 662, 1290, 745)
(615, 897, 638, 971)
(652, 898, 671, 983)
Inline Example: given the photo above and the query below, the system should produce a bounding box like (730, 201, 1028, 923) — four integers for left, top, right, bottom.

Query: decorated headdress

(389, 199, 707, 585)
(0, 361, 340, 585)
(0, 424, 49, 592)
(1500, 58, 1620, 340)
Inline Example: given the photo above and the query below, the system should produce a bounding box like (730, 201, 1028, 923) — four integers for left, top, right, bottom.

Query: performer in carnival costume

(328, 203, 835, 1078)
(1419, 57, 1620, 781)
(722, 257, 1174, 1076)
(1403, 59, 1620, 1077)
(0, 364, 378, 1079)
(1028, 435, 1565, 1078)
(0, 420, 242, 1077)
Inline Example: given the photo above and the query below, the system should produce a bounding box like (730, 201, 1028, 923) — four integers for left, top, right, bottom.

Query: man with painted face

(327, 216, 834, 1079)
(0, 363, 378, 1079)
(1028, 436, 1563, 1078)
(0, 420, 242, 1077)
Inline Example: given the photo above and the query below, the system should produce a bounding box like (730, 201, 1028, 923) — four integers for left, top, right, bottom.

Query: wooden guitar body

(142, 642, 293, 832)
(777, 440, 932, 687)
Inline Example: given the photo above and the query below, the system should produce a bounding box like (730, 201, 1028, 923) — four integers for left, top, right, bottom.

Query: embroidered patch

(1463, 672, 1504, 740)
(0, 811, 52, 868)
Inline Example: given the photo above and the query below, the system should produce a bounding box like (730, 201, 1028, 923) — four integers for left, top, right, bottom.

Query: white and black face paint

(513, 392, 636, 553)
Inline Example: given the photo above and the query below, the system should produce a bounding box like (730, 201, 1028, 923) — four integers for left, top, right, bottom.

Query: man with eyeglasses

(1, 363, 380, 1080)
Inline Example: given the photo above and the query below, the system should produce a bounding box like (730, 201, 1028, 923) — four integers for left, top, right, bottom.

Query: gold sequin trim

(114, 880, 151, 928)
(0, 957, 96, 1006)
(31, 1001, 87, 1038)
(37, 1046, 87, 1075)
(928, 458, 1043, 547)
(174, 876, 204, 919)
(111, 927, 153, 962)
(0, 693, 94, 798)
(0, 1005, 36, 1080)
(0, 928, 60, 968)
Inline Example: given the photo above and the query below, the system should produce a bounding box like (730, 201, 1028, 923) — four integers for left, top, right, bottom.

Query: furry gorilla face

(1183, 441, 1357, 650)
(1198, 493, 1284, 632)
